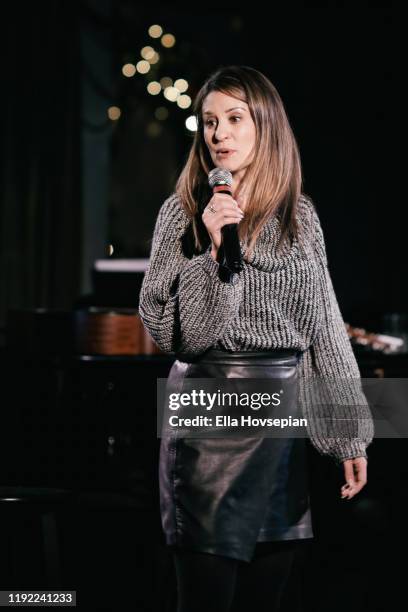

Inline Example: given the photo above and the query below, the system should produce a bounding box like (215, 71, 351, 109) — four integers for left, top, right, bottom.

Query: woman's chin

(215, 160, 238, 171)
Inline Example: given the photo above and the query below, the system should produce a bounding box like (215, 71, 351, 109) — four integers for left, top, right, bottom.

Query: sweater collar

(242, 213, 311, 272)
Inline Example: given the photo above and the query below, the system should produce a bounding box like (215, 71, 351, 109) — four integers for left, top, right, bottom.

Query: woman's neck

(232, 183, 248, 211)
(231, 171, 248, 209)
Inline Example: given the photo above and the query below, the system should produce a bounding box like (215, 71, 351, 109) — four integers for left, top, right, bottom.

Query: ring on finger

(208, 204, 216, 214)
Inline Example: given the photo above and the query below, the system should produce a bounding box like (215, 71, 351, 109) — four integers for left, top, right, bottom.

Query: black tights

(173, 541, 298, 612)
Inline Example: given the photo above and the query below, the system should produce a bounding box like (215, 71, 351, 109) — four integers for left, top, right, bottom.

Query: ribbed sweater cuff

(332, 440, 368, 465)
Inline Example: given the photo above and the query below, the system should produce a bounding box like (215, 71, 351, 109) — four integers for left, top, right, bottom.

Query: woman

(139, 65, 374, 612)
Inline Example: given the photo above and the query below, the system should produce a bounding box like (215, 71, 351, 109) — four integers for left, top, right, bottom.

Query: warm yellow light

(148, 24, 163, 38)
(174, 78, 188, 93)
(164, 86, 179, 102)
(161, 33, 176, 48)
(185, 116, 198, 131)
(155, 107, 169, 120)
(160, 76, 173, 88)
(177, 94, 191, 109)
(148, 51, 160, 64)
(108, 106, 121, 120)
(136, 60, 151, 74)
(141, 46, 155, 61)
(122, 63, 136, 77)
(147, 81, 161, 95)
(107, 244, 114, 256)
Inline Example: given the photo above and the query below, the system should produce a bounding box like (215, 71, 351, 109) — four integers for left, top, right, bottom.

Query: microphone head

(208, 167, 233, 189)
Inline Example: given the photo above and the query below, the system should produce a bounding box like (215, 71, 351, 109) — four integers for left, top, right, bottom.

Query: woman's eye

(205, 116, 241, 126)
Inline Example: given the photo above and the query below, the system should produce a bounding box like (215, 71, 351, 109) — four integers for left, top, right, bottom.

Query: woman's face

(202, 91, 256, 184)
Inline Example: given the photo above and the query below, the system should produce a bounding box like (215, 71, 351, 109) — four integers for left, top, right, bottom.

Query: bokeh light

(177, 94, 191, 109)
(148, 51, 160, 64)
(174, 78, 189, 93)
(163, 86, 179, 102)
(122, 63, 136, 77)
(160, 76, 173, 88)
(147, 81, 161, 95)
(141, 46, 155, 61)
(148, 24, 163, 38)
(185, 115, 198, 131)
(136, 60, 151, 74)
(108, 106, 121, 120)
(161, 33, 176, 48)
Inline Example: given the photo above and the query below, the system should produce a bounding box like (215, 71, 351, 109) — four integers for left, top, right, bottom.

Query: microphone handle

(214, 187, 243, 272)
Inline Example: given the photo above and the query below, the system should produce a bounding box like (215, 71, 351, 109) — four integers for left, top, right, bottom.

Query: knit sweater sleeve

(138, 193, 243, 357)
(298, 201, 374, 465)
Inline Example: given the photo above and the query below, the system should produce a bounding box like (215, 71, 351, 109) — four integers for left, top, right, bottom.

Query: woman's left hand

(340, 456, 368, 500)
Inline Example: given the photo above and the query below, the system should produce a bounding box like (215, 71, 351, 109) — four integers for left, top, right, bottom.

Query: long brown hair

(176, 65, 307, 260)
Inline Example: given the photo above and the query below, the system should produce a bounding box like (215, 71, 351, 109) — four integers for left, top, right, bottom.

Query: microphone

(208, 167, 243, 273)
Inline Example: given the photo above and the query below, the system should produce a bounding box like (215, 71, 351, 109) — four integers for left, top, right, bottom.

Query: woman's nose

(214, 122, 230, 141)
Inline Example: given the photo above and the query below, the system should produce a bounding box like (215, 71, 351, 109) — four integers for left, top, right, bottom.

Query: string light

(147, 81, 161, 95)
(148, 24, 163, 38)
(163, 86, 179, 102)
(160, 76, 173, 88)
(122, 63, 136, 77)
(140, 46, 155, 61)
(174, 78, 188, 93)
(185, 116, 198, 131)
(120, 27, 196, 132)
(161, 33, 176, 48)
(108, 106, 121, 120)
(136, 60, 151, 74)
(148, 51, 160, 64)
(177, 94, 191, 109)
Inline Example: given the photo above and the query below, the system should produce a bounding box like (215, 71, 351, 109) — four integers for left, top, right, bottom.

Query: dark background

(0, 1, 403, 334)
(0, 3, 403, 610)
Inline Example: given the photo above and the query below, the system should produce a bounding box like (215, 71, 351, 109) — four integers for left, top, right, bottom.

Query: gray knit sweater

(139, 192, 374, 465)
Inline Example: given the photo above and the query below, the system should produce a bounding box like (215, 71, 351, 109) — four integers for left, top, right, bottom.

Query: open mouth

(216, 150, 236, 157)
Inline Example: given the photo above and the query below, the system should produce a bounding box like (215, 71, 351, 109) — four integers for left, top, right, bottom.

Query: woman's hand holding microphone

(202, 194, 245, 261)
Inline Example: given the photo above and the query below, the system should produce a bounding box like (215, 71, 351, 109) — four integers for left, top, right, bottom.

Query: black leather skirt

(159, 348, 314, 563)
